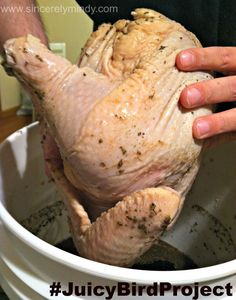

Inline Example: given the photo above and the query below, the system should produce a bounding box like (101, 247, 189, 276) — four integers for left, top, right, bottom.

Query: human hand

(176, 47, 236, 139)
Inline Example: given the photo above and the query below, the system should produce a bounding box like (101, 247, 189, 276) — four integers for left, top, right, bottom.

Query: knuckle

(195, 48, 213, 69)
(195, 49, 207, 68)
(227, 77, 236, 99)
(219, 47, 232, 70)
(213, 113, 228, 134)
(196, 82, 212, 105)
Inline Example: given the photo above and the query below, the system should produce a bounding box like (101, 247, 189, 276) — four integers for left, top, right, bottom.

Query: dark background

(77, 0, 236, 47)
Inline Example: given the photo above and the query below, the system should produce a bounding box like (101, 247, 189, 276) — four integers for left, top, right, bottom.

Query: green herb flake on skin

(120, 146, 127, 155)
(34, 90, 45, 101)
(138, 223, 148, 234)
(161, 216, 171, 231)
(149, 202, 157, 217)
(35, 54, 44, 62)
(159, 45, 166, 51)
(117, 159, 123, 169)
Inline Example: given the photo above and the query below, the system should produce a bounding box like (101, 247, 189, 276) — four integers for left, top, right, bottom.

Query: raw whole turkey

(3, 8, 212, 266)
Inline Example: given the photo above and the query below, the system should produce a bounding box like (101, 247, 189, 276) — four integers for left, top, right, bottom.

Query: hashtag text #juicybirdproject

(49, 281, 233, 299)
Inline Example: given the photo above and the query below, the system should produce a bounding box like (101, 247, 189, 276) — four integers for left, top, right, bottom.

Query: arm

(0, 0, 48, 51)
(176, 47, 236, 139)
(0, 0, 60, 176)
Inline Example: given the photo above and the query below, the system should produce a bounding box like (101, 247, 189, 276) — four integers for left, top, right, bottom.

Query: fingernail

(195, 120, 210, 138)
(179, 52, 195, 67)
(186, 88, 202, 107)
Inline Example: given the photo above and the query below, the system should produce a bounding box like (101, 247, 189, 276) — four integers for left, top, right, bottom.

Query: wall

(0, 0, 93, 111)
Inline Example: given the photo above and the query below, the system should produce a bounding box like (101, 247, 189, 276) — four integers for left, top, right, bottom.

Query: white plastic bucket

(0, 123, 236, 299)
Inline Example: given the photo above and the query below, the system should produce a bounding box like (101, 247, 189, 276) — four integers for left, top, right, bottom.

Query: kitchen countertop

(0, 107, 32, 143)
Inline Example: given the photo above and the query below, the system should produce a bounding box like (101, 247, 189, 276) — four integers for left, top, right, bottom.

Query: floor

(0, 108, 32, 300)
(0, 108, 32, 143)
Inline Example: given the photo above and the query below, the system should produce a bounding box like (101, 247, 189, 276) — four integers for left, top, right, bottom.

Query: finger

(179, 76, 236, 108)
(193, 108, 236, 139)
(176, 47, 236, 73)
